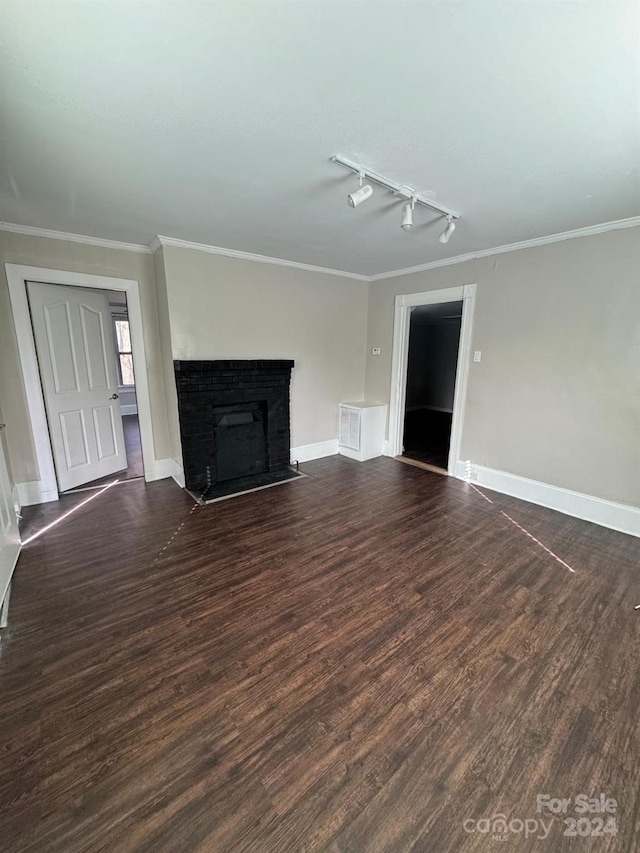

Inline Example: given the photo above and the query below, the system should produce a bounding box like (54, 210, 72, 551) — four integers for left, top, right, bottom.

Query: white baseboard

(143, 459, 174, 482)
(149, 444, 337, 486)
(16, 480, 59, 506)
(120, 404, 138, 416)
(17, 458, 181, 503)
(150, 444, 337, 488)
(290, 439, 339, 464)
(455, 462, 640, 538)
(144, 457, 185, 486)
(170, 458, 185, 488)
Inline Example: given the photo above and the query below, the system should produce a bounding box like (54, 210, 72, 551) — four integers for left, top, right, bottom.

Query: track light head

(347, 184, 373, 208)
(400, 201, 414, 231)
(438, 216, 456, 244)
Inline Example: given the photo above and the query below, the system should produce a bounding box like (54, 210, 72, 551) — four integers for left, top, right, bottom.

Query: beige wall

(2, 225, 637, 510)
(161, 245, 368, 450)
(366, 226, 640, 507)
(0, 232, 171, 484)
(0, 397, 14, 489)
(153, 248, 182, 465)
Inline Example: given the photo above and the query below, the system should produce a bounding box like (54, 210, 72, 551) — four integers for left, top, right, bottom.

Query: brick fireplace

(174, 359, 296, 499)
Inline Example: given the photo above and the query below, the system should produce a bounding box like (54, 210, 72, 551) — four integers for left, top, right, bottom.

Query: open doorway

(25, 282, 143, 493)
(6, 263, 160, 505)
(387, 283, 476, 476)
(105, 290, 143, 485)
(402, 301, 463, 472)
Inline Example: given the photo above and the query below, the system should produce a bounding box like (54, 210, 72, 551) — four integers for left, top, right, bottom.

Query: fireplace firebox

(174, 360, 295, 499)
(213, 401, 267, 482)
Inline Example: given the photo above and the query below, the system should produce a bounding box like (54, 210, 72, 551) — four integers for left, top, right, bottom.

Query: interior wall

(0, 232, 171, 484)
(3, 223, 637, 509)
(153, 248, 182, 467)
(366, 226, 640, 508)
(161, 245, 369, 450)
(0, 397, 14, 490)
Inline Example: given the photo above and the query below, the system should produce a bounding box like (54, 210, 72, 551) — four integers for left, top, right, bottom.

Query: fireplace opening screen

(213, 402, 268, 482)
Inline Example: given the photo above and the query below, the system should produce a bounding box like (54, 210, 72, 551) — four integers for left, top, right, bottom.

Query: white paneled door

(27, 282, 127, 491)
(0, 426, 20, 623)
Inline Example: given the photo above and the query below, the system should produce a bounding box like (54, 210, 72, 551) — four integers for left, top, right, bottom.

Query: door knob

(0, 424, 5, 430)
(110, 393, 119, 400)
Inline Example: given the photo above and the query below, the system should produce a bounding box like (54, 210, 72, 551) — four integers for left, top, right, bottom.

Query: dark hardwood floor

(2, 456, 640, 851)
(121, 413, 143, 479)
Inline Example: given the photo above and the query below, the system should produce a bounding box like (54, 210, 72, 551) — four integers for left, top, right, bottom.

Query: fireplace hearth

(174, 360, 299, 499)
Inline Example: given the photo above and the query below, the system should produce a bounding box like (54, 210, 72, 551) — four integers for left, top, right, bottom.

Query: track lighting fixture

(331, 154, 461, 245)
(401, 200, 414, 231)
(438, 216, 456, 244)
(347, 171, 373, 208)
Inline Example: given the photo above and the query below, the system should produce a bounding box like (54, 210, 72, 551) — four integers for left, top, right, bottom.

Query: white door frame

(6, 264, 159, 502)
(387, 283, 476, 474)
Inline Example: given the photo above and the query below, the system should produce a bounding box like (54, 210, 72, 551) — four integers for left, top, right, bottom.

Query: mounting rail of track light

(331, 154, 461, 242)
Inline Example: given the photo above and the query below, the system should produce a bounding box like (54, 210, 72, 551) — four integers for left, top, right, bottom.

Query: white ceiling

(1, 1, 639, 276)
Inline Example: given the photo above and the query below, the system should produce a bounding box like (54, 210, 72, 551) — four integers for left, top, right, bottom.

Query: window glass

(113, 317, 135, 386)
(115, 319, 131, 352)
(119, 353, 135, 386)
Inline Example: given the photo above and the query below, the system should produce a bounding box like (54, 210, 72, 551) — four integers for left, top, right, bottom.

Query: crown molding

(3, 214, 639, 282)
(368, 215, 640, 281)
(0, 221, 152, 254)
(153, 235, 369, 281)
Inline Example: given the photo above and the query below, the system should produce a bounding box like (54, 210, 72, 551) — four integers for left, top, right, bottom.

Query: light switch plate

(371, 347, 381, 356)
(473, 351, 482, 363)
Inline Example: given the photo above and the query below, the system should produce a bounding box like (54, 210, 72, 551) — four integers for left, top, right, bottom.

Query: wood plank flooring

(1, 456, 639, 852)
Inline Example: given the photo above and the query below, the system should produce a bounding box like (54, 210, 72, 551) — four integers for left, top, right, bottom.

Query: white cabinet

(339, 402, 387, 462)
